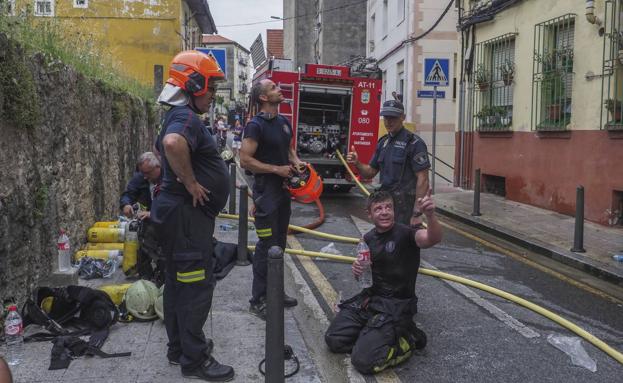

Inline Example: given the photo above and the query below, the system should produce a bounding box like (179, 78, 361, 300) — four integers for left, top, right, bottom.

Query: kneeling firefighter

(152, 50, 234, 381)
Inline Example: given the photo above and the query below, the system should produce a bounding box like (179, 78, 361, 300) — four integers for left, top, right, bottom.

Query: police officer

(119, 152, 162, 220)
(240, 79, 304, 320)
(347, 100, 430, 225)
(152, 50, 234, 381)
(325, 189, 442, 374)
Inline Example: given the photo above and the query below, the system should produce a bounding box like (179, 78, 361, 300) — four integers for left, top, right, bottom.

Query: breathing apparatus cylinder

(122, 221, 139, 275)
(98, 283, 133, 306)
(287, 163, 323, 204)
(85, 242, 125, 251)
(88, 227, 125, 243)
(93, 221, 128, 231)
(74, 250, 122, 262)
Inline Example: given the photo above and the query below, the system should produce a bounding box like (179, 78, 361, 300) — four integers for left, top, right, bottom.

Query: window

(382, 0, 388, 37)
(73, 0, 87, 8)
(397, 0, 405, 24)
(369, 14, 376, 53)
(471, 34, 517, 131)
(532, 14, 575, 131)
(34, 0, 54, 16)
(601, 0, 623, 130)
(397, 60, 405, 104)
(382, 70, 387, 101)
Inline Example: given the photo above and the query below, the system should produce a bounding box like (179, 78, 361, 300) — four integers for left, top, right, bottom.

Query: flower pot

(547, 104, 562, 121)
(486, 116, 497, 126)
(502, 73, 513, 86)
(477, 82, 490, 92)
(500, 116, 511, 126)
(609, 109, 622, 122)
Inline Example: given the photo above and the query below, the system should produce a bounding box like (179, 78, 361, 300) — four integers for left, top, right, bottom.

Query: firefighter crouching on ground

(151, 50, 234, 381)
(325, 189, 442, 374)
(347, 100, 430, 226)
(240, 79, 305, 320)
(119, 151, 162, 220)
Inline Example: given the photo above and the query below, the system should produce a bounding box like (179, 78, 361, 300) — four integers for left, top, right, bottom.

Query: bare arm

(240, 137, 293, 178)
(162, 133, 209, 207)
(414, 188, 442, 248)
(409, 168, 431, 226)
(346, 145, 379, 179)
(288, 145, 305, 169)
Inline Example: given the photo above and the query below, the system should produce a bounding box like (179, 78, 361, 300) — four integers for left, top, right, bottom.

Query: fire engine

(251, 59, 383, 191)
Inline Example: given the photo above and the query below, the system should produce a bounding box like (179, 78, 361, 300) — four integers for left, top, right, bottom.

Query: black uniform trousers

(382, 187, 416, 226)
(325, 293, 422, 374)
(251, 196, 291, 304)
(158, 199, 216, 371)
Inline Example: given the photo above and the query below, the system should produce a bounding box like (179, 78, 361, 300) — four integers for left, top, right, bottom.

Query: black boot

(284, 293, 298, 308)
(182, 356, 235, 381)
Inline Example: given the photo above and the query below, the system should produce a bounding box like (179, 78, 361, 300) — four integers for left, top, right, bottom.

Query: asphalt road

(288, 190, 623, 382)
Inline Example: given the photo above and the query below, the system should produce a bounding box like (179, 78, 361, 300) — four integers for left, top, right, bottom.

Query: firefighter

(240, 79, 305, 320)
(119, 152, 162, 220)
(325, 189, 442, 374)
(347, 100, 431, 226)
(151, 50, 234, 381)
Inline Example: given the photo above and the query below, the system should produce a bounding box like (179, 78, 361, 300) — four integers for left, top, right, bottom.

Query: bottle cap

(8, 305, 17, 311)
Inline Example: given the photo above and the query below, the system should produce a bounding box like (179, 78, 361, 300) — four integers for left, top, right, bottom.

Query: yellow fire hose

(218, 152, 623, 366)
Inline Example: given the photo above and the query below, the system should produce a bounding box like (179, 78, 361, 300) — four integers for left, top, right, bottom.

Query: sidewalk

(433, 188, 623, 286)
(8, 208, 330, 382)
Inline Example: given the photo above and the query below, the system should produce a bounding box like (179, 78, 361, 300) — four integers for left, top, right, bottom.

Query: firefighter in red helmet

(152, 50, 234, 381)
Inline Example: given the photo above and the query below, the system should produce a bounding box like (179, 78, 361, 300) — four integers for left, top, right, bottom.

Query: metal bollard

(472, 168, 481, 216)
(571, 185, 586, 253)
(229, 163, 237, 214)
(266, 246, 285, 383)
(237, 185, 250, 265)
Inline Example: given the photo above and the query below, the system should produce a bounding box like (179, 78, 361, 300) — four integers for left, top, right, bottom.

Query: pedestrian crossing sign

(424, 58, 449, 86)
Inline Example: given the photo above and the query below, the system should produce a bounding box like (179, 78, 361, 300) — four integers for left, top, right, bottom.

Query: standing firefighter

(325, 190, 442, 374)
(240, 79, 304, 320)
(347, 100, 431, 225)
(152, 50, 234, 381)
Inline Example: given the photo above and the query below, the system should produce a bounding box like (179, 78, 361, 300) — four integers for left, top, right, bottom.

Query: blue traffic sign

(195, 47, 227, 75)
(424, 58, 449, 86)
(417, 90, 446, 99)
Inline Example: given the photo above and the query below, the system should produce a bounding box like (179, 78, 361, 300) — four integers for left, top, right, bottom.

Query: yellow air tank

(92, 221, 121, 228)
(88, 227, 125, 243)
(74, 249, 122, 262)
(122, 221, 139, 275)
(98, 283, 132, 306)
(85, 242, 125, 251)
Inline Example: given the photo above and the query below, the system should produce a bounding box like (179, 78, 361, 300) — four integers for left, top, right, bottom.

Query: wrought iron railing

(601, 0, 623, 130)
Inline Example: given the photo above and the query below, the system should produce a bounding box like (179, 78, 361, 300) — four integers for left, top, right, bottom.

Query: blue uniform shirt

(370, 127, 430, 191)
(156, 105, 230, 218)
(119, 172, 152, 210)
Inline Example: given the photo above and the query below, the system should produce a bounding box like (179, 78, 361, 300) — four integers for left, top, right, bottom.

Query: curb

(435, 206, 623, 287)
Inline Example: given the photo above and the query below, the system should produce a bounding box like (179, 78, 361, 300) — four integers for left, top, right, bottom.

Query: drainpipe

(586, 0, 602, 25)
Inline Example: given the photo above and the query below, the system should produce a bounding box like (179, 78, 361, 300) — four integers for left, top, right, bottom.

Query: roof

(266, 29, 284, 59)
(201, 34, 251, 54)
(186, 0, 217, 34)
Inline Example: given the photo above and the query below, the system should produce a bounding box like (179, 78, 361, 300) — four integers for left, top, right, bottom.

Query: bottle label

(5, 320, 22, 336)
(358, 250, 370, 262)
(58, 242, 70, 250)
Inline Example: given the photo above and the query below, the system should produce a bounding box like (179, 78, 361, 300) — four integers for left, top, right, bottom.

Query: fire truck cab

(251, 59, 383, 191)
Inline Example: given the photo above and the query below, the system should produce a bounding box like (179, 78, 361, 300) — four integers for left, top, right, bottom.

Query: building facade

(6, 0, 216, 89)
(367, 0, 458, 185)
(283, 0, 367, 67)
(457, 0, 623, 225)
(201, 34, 251, 114)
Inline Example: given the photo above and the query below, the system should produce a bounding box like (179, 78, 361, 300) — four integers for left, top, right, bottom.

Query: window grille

(34, 0, 53, 16)
(601, 0, 623, 130)
(532, 14, 576, 131)
(470, 33, 517, 132)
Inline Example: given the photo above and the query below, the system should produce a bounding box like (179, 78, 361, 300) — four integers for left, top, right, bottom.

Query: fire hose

(216, 152, 623, 366)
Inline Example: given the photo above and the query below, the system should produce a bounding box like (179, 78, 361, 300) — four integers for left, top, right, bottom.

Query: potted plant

(536, 51, 556, 73)
(474, 64, 490, 91)
(604, 98, 623, 122)
(541, 70, 566, 121)
(499, 59, 515, 86)
(558, 47, 574, 73)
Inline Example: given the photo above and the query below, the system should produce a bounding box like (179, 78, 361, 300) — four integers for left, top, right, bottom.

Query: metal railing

(601, 0, 623, 131)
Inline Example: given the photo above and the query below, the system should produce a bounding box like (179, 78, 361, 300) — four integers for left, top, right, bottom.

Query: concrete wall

(283, 0, 316, 67)
(320, 0, 367, 65)
(0, 34, 155, 302)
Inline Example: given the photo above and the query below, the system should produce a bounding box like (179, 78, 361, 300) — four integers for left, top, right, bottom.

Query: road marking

(438, 220, 623, 306)
(287, 235, 398, 383)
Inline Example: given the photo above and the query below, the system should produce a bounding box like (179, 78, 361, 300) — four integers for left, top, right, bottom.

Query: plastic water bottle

(57, 229, 71, 271)
(356, 239, 373, 288)
(4, 305, 24, 366)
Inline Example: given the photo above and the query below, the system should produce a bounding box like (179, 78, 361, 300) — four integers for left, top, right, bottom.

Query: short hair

(250, 80, 269, 108)
(366, 190, 394, 211)
(137, 152, 160, 168)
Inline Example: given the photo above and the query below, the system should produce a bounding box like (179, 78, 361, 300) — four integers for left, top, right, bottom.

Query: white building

(367, 0, 457, 185)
